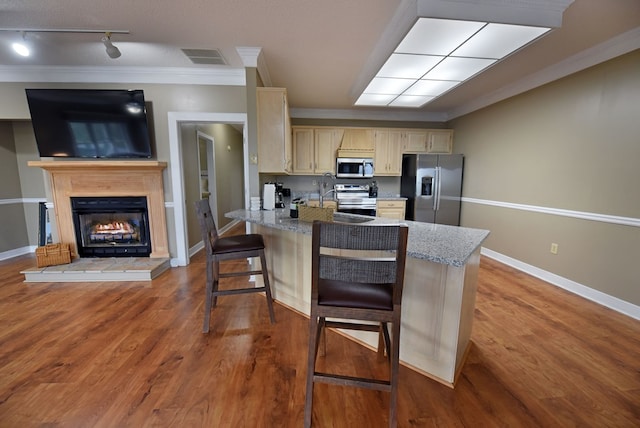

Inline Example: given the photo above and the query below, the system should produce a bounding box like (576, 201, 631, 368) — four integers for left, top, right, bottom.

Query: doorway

(168, 112, 249, 266)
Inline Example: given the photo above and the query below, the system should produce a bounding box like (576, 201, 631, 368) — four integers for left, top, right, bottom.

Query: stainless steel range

(335, 184, 377, 216)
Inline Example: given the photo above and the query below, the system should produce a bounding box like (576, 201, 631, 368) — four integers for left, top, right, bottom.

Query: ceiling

(0, 0, 638, 122)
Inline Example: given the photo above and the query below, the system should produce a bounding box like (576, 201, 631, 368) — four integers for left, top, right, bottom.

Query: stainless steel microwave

(336, 157, 374, 178)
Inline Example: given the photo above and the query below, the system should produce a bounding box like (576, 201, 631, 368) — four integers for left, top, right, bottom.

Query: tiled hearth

(21, 257, 170, 282)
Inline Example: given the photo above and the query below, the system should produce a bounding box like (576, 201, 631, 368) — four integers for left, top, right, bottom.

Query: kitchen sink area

(332, 213, 375, 224)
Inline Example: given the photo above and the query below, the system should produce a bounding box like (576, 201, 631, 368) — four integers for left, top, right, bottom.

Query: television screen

(25, 89, 153, 159)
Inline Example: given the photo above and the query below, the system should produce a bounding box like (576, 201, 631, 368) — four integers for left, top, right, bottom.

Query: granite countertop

(226, 209, 489, 267)
(301, 196, 406, 202)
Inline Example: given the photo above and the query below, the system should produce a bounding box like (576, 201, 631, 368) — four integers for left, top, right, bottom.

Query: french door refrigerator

(400, 154, 464, 226)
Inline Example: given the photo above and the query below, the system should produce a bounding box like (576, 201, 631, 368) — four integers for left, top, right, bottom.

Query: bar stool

(304, 220, 408, 428)
(195, 199, 275, 333)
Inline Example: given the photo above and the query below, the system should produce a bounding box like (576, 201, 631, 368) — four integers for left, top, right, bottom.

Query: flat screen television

(25, 89, 153, 159)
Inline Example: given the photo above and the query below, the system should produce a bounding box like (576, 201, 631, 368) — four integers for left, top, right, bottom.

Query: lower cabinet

(376, 200, 406, 219)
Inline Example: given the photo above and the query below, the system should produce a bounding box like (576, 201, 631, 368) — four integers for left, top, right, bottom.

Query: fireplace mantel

(29, 160, 170, 259)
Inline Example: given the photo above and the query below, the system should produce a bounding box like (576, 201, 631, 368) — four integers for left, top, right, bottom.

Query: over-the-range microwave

(336, 157, 375, 178)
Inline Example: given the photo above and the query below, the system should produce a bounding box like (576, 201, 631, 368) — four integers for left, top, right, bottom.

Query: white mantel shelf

(29, 160, 170, 260)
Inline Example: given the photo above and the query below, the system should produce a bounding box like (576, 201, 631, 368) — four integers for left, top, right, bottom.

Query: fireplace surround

(28, 161, 169, 259)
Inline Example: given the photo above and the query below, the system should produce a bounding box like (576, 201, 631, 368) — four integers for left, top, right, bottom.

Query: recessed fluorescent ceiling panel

(356, 18, 550, 108)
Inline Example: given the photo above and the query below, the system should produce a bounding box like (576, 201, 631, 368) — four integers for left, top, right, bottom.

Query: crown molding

(290, 107, 448, 123)
(236, 46, 272, 87)
(0, 65, 246, 85)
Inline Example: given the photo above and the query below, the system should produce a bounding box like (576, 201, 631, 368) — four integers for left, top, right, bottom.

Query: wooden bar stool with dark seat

(195, 199, 275, 333)
(304, 220, 409, 428)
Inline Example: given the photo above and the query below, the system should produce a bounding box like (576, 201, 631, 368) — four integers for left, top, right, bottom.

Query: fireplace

(71, 196, 152, 257)
(28, 161, 170, 259)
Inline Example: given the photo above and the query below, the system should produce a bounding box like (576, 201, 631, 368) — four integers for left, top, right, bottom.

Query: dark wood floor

(1, 241, 639, 427)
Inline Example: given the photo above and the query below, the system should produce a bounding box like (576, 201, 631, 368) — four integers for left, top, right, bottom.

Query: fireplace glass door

(71, 196, 151, 257)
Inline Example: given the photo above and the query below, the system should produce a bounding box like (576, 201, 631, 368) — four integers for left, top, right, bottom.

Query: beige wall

(451, 49, 640, 306)
(0, 122, 30, 252)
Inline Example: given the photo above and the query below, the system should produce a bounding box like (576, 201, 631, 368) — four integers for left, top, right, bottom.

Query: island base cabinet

(402, 248, 480, 385)
(253, 224, 312, 314)
(251, 222, 480, 387)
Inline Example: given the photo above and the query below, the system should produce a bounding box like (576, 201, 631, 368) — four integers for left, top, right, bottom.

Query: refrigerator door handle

(434, 166, 442, 211)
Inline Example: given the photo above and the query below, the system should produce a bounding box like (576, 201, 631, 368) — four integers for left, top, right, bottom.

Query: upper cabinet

(289, 124, 453, 177)
(292, 127, 315, 174)
(315, 128, 344, 174)
(426, 130, 454, 154)
(375, 129, 402, 176)
(402, 129, 429, 153)
(257, 87, 292, 174)
(292, 127, 344, 174)
(400, 129, 453, 154)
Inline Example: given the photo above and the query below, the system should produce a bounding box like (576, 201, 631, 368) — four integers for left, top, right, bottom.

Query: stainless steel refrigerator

(400, 154, 464, 226)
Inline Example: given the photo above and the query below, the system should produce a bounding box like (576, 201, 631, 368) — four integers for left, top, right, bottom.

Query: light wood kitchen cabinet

(292, 127, 343, 174)
(315, 128, 343, 174)
(402, 129, 429, 152)
(384, 128, 454, 155)
(292, 127, 314, 174)
(257, 87, 292, 174)
(426, 130, 454, 154)
(291, 125, 453, 176)
(376, 199, 406, 220)
(375, 129, 402, 176)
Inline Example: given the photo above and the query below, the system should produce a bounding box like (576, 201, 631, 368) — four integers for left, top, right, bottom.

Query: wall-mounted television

(25, 89, 153, 159)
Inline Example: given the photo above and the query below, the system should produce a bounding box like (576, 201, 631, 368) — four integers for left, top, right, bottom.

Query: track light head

(12, 31, 30, 57)
(101, 32, 121, 59)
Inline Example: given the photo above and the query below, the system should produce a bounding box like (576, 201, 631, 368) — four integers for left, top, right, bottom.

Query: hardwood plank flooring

(0, 242, 638, 427)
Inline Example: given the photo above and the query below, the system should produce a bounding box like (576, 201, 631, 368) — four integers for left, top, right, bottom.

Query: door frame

(196, 131, 218, 223)
(168, 112, 248, 266)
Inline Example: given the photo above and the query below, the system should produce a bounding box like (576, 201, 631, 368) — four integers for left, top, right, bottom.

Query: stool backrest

(195, 199, 219, 254)
(311, 221, 408, 307)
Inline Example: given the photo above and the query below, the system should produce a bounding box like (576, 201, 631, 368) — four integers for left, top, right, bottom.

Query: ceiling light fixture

(0, 28, 129, 59)
(356, 18, 551, 108)
(101, 32, 121, 59)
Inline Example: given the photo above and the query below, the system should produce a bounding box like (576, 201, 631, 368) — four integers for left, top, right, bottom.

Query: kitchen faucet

(318, 172, 335, 208)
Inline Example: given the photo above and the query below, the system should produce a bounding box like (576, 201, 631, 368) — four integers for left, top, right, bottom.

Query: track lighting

(1, 28, 129, 59)
(101, 32, 121, 59)
(12, 32, 30, 57)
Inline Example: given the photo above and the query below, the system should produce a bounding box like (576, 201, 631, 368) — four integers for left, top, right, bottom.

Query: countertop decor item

(298, 205, 334, 222)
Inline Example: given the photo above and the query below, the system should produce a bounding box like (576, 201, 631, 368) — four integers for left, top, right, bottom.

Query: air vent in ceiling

(181, 48, 227, 65)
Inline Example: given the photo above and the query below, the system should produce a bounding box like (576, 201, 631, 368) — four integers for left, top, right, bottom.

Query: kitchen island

(226, 208, 489, 386)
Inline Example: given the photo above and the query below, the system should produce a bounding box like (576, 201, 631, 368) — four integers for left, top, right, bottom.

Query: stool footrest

(213, 286, 267, 296)
(324, 320, 381, 332)
(218, 269, 263, 278)
(314, 371, 391, 391)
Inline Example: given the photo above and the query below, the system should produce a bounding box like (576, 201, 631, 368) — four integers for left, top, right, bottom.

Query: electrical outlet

(550, 243, 558, 254)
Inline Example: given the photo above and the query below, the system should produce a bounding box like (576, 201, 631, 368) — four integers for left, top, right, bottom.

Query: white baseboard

(481, 247, 640, 321)
(0, 245, 37, 261)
